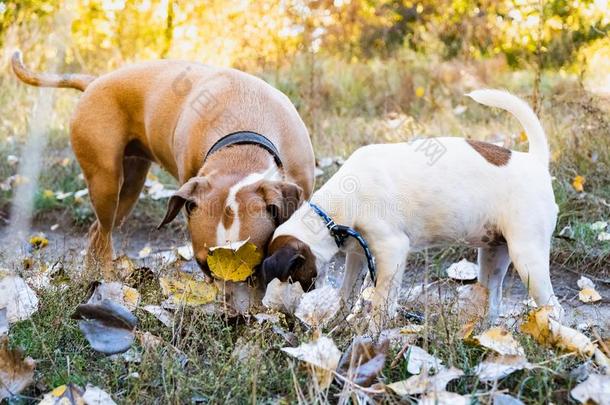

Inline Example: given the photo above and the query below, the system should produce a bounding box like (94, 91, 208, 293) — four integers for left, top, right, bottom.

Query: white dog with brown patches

(261, 89, 563, 331)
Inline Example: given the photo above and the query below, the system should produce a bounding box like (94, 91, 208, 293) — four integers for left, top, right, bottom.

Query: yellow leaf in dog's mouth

(207, 240, 262, 282)
(159, 273, 218, 306)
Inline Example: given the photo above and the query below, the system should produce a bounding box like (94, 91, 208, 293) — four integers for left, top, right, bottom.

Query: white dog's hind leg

(506, 236, 563, 320)
(368, 236, 409, 334)
(339, 251, 366, 309)
(478, 245, 511, 322)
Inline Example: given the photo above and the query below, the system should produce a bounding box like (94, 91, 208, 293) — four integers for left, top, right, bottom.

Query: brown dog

(12, 51, 314, 279)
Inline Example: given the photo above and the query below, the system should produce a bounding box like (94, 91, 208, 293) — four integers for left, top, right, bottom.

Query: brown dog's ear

(259, 181, 304, 225)
(158, 176, 207, 229)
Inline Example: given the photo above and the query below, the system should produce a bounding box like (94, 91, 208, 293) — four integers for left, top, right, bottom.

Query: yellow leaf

(207, 241, 262, 282)
(415, 86, 425, 98)
(471, 327, 525, 356)
(578, 287, 601, 303)
(159, 273, 218, 306)
(572, 175, 585, 192)
(42, 189, 54, 199)
(28, 235, 48, 250)
(520, 306, 595, 357)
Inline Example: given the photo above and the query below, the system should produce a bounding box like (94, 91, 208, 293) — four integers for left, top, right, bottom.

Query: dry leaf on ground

(82, 384, 117, 405)
(577, 276, 602, 303)
(39, 383, 85, 404)
(281, 335, 342, 389)
(88, 282, 140, 312)
(142, 305, 174, 327)
(446, 259, 478, 281)
(570, 374, 610, 405)
(456, 283, 488, 337)
(207, 240, 262, 282)
(113, 256, 137, 279)
(262, 278, 304, 313)
(404, 346, 443, 375)
(138, 246, 152, 259)
(295, 285, 340, 328)
(419, 391, 470, 405)
(474, 354, 532, 381)
(0, 308, 7, 336)
(387, 367, 464, 396)
(215, 280, 263, 316)
(520, 306, 595, 357)
(492, 393, 525, 405)
(176, 245, 194, 261)
(0, 337, 35, 401)
(28, 235, 48, 250)
(337, 336, 389, 387)
(0, 273, 39, 323)
(159, 273, 218, 306)
(572, 175, 585, 192)
(72, 299, 137, 355)
(471, 327, 525, 356)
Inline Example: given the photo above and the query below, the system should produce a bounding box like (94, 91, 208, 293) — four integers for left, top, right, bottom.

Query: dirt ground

(4, 219, 608, 333)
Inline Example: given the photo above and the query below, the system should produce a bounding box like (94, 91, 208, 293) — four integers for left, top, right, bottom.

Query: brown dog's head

(260, 235, 318, 291)
(158, 175, 303, 275)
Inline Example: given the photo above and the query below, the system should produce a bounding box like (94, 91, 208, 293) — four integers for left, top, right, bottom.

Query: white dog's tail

(467, 89, 549, 165)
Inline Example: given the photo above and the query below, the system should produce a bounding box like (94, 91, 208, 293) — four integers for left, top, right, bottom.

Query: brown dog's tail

(11, 50, 97, 92)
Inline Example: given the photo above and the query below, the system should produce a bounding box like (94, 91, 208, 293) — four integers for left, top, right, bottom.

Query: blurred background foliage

(0, 1, 608, 239)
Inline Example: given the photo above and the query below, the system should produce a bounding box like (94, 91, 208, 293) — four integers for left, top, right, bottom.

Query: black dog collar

(308, 202, 377, 285)
(204, 131, 283, 168)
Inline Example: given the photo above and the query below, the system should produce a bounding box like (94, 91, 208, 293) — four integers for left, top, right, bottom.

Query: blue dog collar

(308, 201, 377, 285)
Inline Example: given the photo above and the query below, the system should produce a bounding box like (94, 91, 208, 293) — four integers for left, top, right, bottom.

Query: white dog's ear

(259, 181, 304, 225)
(158, 176, 207, 229)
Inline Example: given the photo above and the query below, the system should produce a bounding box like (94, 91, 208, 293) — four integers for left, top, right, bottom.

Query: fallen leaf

(143, 305, 173, 327)
(254, 313, 281, 324)
(176, 244, 194, 261)
(472, 327, 525, 356)
(590, 221, 608, 231)
(159, 273, 218, 306)
(0, 308, 7, 336)
(492, 393, 525, 405)
(88, 282, 140, 312)
(419, 391, 470, 405)
(521, 306, 595, 357)
(558, 225, 575, 239)
(387, 367, 464, 396)
(446, 259, 478, 281)
(570, 374, 610, 405)
(0, 337, 35, 401)
(82, 384, 117, 405)
(579, 288, 602, 303)
(138, 245, 152, 259)
(337, 336, 389, 387)
(404, 346, 443, 374)
(29, 235, 48, 250)
(113, 255, 137, 279)
(282, 335, 342, 389)
(415, 86, 425, 98)
(474, 354, 532, 381)
(0, 273, 39, 323)
(137, 331, 164, 351)
(207, 240, 262, 282)
(400, 324, 424, 334)
(262, 278, 304, 313)
(456, 283, 488, 337)
(39, 383, 84, 405)
(72, 299, 137, 355)
(295, 285, 340, 328)
(572, 175, 585, 193)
